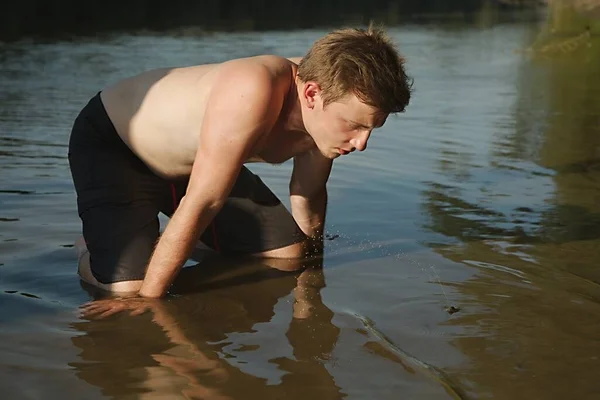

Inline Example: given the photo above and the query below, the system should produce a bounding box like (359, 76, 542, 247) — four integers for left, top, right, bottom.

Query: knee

(251, 240, 309, 272)
(80, 264, 143, 294)
(257, 240, 307, 259)
(75, 239, 143, 294)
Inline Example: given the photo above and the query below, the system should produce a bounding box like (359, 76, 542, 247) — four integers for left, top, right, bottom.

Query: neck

(281, 75, 307, 134)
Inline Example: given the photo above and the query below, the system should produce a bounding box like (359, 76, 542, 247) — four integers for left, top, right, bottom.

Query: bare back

(100, 56, 313, 179)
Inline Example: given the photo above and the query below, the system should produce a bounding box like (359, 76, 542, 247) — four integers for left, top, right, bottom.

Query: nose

(350, 130, 371, 152)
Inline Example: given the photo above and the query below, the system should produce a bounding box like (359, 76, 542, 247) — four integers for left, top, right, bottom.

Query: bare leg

(74, 236, 314, 293)
(75, 237, 143, 294)
(247, 239, 319, 272)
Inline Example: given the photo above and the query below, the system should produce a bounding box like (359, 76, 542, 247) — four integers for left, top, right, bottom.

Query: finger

(79, 302, 98, 310)
(80, 302, 102, 310)
(81, 306, 112, 318)
(129, 307, 148, 317)
(80, 305, 103, 316)
(98, 308, 121, 319)
(81, 310, 102, 319)
(80, 304, 107, 314)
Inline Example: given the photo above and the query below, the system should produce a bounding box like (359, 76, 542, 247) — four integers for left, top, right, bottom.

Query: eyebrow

(348, 120, 372, 129)
(348, 119, 384, 129)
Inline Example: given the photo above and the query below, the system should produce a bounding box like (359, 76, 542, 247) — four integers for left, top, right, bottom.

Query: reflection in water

(506, 1, 600, 267)
(69, 259, 342, 399)
(420, 3, 600, 398)
(0, 24, 470, 399)
(66, 255, 459, 399)
(5, 5, 600, 398)
(423, 0, 600, 261)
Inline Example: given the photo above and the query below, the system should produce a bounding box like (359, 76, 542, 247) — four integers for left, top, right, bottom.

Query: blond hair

(298, 25, 412, 114)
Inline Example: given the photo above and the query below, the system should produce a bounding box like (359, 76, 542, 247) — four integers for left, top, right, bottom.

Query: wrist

(304, 232, 325, 256)
(138, 285, 166, 299)
(298, 219, 324, 237)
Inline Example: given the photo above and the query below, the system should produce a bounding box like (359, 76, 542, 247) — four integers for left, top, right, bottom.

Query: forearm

(138, 197, 221, 298)
(290, 188, 327, 252)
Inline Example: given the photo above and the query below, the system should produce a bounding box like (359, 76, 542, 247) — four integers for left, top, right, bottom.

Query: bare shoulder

(198, 56, 295, 146)
(215, 55, 294, 84)
(206, 55, 295, 111)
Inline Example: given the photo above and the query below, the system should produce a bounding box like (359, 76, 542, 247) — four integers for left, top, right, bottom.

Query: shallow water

(2, 12, 600, 399)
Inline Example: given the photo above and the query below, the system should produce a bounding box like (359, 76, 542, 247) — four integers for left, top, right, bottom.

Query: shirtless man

(70, 26, 412, 312)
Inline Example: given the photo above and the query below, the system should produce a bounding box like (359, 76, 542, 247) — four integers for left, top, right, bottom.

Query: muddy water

(2, 14, 600, 400)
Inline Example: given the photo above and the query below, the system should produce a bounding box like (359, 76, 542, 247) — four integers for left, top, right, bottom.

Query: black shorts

(67, 93, 306, 284)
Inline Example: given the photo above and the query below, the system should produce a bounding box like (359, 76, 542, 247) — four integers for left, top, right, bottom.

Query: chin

(320, 148, 339, 159)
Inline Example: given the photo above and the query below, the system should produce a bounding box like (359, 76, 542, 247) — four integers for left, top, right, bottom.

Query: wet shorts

(67, 92, 306, 284)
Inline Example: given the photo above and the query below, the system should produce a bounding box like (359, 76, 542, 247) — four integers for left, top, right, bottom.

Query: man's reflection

(68, 255, 342, 399)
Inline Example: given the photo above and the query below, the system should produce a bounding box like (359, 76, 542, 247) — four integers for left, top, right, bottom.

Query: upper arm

(186, 62, 283, 207)
(289, 148, 333, 199)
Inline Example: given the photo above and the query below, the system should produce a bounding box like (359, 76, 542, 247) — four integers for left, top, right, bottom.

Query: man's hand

(80, 296, 160, 319)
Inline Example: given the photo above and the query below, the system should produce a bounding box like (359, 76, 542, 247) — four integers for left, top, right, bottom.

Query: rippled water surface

(2, 13, 600, 399)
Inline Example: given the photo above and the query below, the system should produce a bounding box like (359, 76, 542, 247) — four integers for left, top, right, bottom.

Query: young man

(71, 26, 412, 312)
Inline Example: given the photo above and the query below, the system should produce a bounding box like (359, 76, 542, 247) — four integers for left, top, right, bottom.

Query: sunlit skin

(75, 55, 390, 316)
(299, 82, 388, 159)
(77, 85, 387, 299)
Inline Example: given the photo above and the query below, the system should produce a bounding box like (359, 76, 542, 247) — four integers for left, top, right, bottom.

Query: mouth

(339, 149, 351, 155)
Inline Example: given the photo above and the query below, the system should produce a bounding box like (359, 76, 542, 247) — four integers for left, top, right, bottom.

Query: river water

(2, 12, 600, 400)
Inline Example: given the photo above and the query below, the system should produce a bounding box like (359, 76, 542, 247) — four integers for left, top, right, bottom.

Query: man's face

(302, 83, 388, 159)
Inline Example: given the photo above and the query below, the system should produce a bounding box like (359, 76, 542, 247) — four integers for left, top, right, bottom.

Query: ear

(302, 81, 322, 109)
